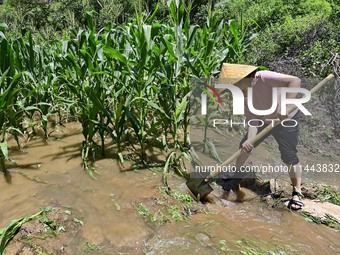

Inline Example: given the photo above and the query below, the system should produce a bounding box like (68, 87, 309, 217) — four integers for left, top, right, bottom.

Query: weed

(135, 203, 157, 224)
(135, 200, 189, 226)
(39, 216, 65, 239)
(85, 241, 104, 252)
(73, 218, 84, 226)
(172, 192, 193, 206)
(159, 186, 193, 207)
(316, 186, 340, 206)
(167, 205, 183, 222)
(114, 203, 121, 211)
(21, 240, 52, 255)
(18, 171, 48, 184)
(110, 193, 122, 211)
(219, 239, 230, 252)
(302, 211, 340, 230)
(235, 238, 288, 255)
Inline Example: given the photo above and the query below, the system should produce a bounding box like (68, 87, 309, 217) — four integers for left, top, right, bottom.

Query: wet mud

(1, 122, 339, 255)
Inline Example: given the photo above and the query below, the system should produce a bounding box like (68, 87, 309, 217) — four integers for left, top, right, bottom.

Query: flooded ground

(1, 122, 339, 254)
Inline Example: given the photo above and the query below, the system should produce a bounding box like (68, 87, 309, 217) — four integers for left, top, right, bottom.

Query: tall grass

(0, 1, 250, 178)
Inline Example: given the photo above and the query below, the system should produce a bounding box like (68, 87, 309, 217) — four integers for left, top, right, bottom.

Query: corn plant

(15, 35, 56, 139)
(0, 70, 22, 174)
(60, 32, 112, 175)
(0, 33, 24, 147)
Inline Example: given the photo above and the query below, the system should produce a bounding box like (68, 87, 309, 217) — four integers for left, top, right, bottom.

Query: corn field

(0, 1, 248, 178)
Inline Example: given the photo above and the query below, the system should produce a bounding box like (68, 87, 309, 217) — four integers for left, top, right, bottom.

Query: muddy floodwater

(1, 123, 339, 255)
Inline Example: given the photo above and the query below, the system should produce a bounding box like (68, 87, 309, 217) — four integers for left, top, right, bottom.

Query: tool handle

(209, 74, 335, 178)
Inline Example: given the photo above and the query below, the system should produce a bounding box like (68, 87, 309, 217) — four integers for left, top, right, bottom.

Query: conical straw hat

(218, 63, 258, 85)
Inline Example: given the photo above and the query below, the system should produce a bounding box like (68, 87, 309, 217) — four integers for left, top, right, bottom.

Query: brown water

(1, 123, 339, 255)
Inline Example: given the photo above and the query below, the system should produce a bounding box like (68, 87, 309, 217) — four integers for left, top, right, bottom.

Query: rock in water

(302, 200, 340, 222)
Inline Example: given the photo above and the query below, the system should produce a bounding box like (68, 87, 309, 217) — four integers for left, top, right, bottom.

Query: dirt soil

(5, 206, 83, 255)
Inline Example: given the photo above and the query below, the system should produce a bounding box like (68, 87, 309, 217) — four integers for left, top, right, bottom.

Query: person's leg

(217, 135, 252, 200)
(274, 112, 304, 209)
(288, 164, 302, 192)
(287, 163, 303, 209)
(221, 127, 270, 201)
(231, 151, 252, 201)
(219, 117, 281, 200)
(217, 135, 250, 192)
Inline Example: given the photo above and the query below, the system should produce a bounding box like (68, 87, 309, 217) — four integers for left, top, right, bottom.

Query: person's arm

(277, 74, 301, 118)
(262, 70, 301, 93)
(278, 73, 301, 99)
(242, 126, 258, 152)
(262, 71, 301, 119)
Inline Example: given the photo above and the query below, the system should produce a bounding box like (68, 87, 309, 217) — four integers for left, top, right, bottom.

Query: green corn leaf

(147, 101, 170, 119)
(61, 40, 68, 53)
(204, 39, 215, 59)
(0, 39, 10, 72)
(187, 25, 198, 49)
(175, 94, 189, 121)
(84, 11, 97, 32)
(11, 72, 22, 87)
(151, 23, 162, 38)
(218, 48, 230, 64)
(0, 23, 8, 32)
(168, 0, 177, 23)
(0, 210, 45, 254)
(143, 25, 152, 51)
(103, 47, 127, 64)
(0, 72, 22, 109)
(204, 138, 222, 163)
(118, 152, 124, 164)
(147, 3, 159, 24)
(161, 37, 177, 60)
(198, 58, 209, 77)
(0, 142, 8, 160)
(178, 2, 185, 25)
(0, 69, 9, 85)
(84, 86, 112, 120)
(164, 151, 176, 175)
(125, 107, 142, 144)
(229, 20, 238, 37)
(80, 49, 94, 71)
(28, 33, 35, 72)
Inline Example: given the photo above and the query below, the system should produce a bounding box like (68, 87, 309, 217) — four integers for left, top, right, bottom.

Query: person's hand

(242, 140, 253, 153)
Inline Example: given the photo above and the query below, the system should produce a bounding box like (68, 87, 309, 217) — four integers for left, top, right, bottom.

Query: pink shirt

(244, 70, 298, 122)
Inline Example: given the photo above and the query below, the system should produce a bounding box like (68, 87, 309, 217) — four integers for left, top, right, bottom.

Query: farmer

(217, 63, 304, 210)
